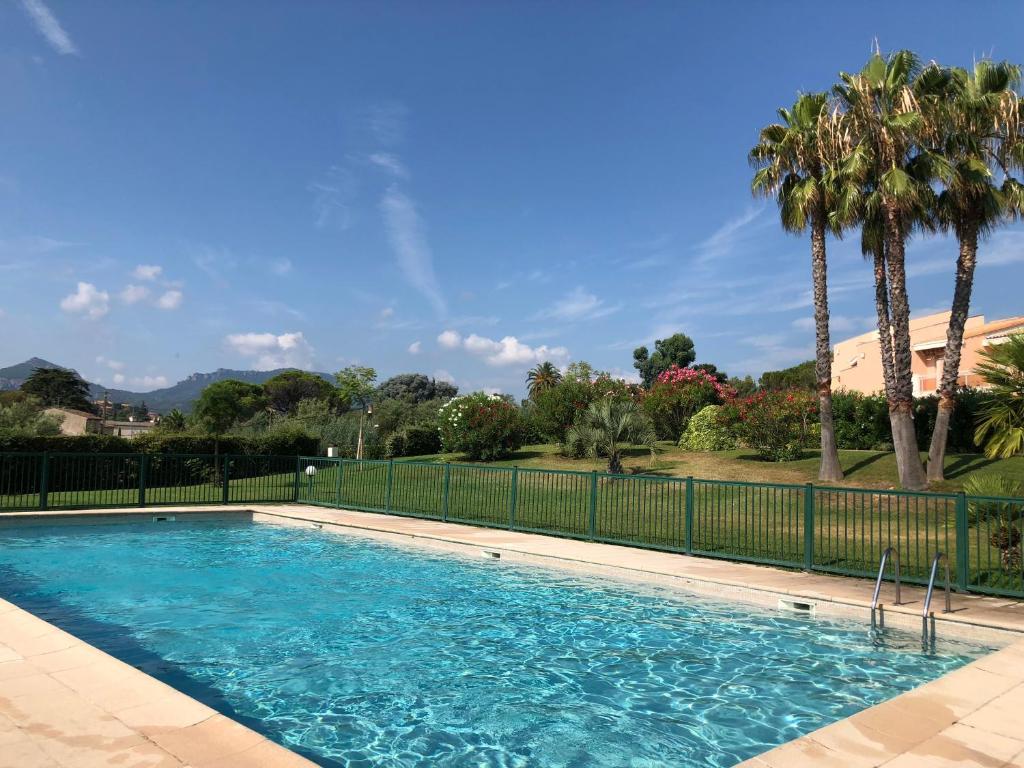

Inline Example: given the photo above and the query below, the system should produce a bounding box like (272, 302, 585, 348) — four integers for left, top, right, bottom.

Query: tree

(192, 380, 268, 441)
(926, 60, 1023, 481)
(564, 360, 599, 383)
(974, 334, 1024, 458)
(133, 401, 150, 422)
(526, 362, 563, 400)
(159, 409, 188, 431)
(263, 370, 336, 414)
(334, 366, 377, 411)
(835, 49, 950, 489)
(759, 360, 817, 391)
(565, 398, 656, 475)
(751, 91, 844, 482)
(20, 367, 94, 412)
(0, 397, 63, 436)
(375, 373, 457, 404)
(633, 334, 696, 388)
(727, 375, 757, 398)
(692, 363, 727, 383)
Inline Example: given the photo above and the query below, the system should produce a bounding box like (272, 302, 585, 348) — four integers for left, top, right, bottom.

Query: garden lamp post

(305, 464, 317, 497)
(356, 403, 372, 461)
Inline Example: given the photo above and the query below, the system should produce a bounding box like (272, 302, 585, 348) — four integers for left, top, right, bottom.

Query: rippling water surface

(0, 521, 988, 767)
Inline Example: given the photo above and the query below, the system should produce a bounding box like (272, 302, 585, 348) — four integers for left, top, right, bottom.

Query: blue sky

(2, 2, 1023, 396)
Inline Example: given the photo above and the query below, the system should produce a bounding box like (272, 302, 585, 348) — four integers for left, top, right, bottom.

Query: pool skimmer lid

(777, 598, 816, 615)
(481, 550, 501, 560)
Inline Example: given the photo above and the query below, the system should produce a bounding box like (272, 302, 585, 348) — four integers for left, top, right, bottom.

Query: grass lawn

(401, 443, 1024, 494)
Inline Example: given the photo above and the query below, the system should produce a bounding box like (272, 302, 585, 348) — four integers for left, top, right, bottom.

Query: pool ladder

(921, 552, 951, 649)
(870, 546, 901, 630)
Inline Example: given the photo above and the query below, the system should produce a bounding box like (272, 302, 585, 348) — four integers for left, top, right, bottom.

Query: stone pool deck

(1, 504, 1023, 767)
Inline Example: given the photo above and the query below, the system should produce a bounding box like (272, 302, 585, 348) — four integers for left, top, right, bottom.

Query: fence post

(508, 467, 519, 530)
(385, 459, 394, 513)
(335, 459, 344, 508)
(588, 470, 598, 540)
(955, 491, 969, 591)
(221, 455, 231, 505)
(441, 463, 450, 522)
(39, 452, 50, 511)
(684, 476, 694, 553)
(803, 482, 814, 571)
(138, 454, 148, 508)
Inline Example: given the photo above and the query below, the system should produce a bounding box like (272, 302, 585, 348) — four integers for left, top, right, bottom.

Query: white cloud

(364, 101, 408, 145)
(433, 369, 456, 385)
(693, 207, 765, 264)
(130, 375, 169, 389)
(437, 330, 462, 348)
(369, 152, 409, 178)
(156, 290, 183, 310)
(535, 287, 620, 321)
(380, 186, 447, 317)
(269, 258, 293, 276)
(19, 0, 77, 55)
(408, 341, 422, 355)
(225, 331, 314, 370)
(60, 282, 109, 319)
(461, 333, 570, 367)
(309, 166, 355, 230)
(96, 356, 125, 371)
(112, 373, 125, 385)
(379, 306, 395, 320)
(119, 284, 150, 304)
(133, 264, 162, 281)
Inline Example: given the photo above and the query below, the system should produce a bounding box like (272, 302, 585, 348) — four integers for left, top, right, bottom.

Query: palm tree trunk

(810, 215, 843, 482)
(872, 245, 898, 401)
(884, 210, 928, 490)
(927, 224, 979, 483)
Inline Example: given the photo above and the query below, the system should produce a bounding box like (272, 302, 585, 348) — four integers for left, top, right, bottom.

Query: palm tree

(925, 60, 1023, 482)
(526, 362, 562, 400)
(158, 409, 188, 431)
(750, 92, 845, 482)
(974, 334, 1024, 459)
(565, 398, 656, 475)
(834, 50, 951, 489)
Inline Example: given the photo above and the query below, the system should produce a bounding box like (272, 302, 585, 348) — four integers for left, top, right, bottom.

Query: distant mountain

(0, 359, 333, 413)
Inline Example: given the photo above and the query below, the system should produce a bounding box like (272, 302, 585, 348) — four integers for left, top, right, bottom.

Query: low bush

(439, 393, 527, 461)
(679, 405, 736, 451)
(724, 389, 817, 461)
(384, 423, 442, 458)
(0, 431, 319, 456)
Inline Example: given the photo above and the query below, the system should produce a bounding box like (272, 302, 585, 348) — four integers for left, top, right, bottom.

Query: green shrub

(679, 405, 736, 451)
(831, 390, 891, 450)
(0, 431, 318, 456)
(439, 393, 526, 461)
(532, 379, 598, 442)
(384, 424, 442, 458)
(724, 389, 817, 461)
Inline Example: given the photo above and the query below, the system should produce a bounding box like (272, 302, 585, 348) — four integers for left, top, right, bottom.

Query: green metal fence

(295, 457, 1024, 599)
(2, 452, 1023, 598)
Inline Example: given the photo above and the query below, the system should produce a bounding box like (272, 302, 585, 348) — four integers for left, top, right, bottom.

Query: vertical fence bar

(221, 455, 230, 504)
(39, 452, 49, 511)
(508, 466, 519, 530)
(384, 459, 394, 513)
(588, 470, 598, 540)
(334, 458, 343, 508)
(293, 457, 301, 502)
(138, 453, 148, 508)
(684, 476, 694, 554)
(803, 482, 814, 571)
(955, 491, 968, 591)
(441, 463, 450, 522)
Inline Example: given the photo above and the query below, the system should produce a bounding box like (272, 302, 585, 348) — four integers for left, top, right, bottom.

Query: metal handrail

(870, 547, 901, 629)
(922, 552, 952, 646)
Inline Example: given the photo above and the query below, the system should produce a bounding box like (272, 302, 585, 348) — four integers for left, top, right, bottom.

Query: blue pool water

(0, 521, 987, 767)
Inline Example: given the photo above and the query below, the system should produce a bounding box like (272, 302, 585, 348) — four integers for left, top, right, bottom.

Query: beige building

(45, 408, 156, 439)
(45, 408, 103, 435)
(831, 311, 1024, 396)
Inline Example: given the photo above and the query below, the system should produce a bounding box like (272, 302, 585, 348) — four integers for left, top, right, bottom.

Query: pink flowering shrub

(720, 389, 818, 461)
(642, 365, 734, 440)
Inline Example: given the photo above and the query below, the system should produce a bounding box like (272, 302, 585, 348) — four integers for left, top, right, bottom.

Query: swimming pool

(0, 520, 988, 767)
